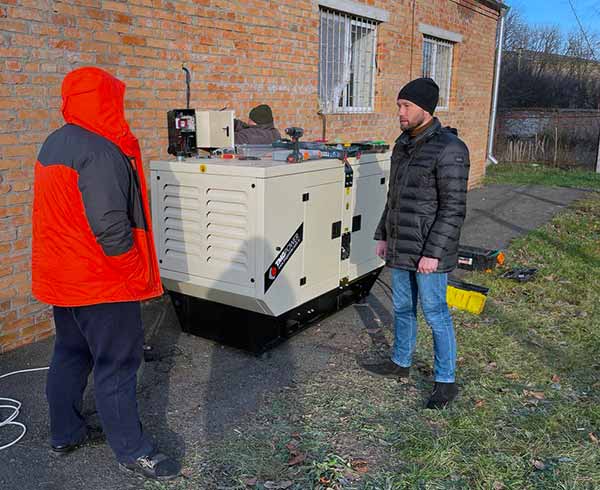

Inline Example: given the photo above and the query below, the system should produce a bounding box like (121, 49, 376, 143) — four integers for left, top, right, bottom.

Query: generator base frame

(169, 267, 382, 353)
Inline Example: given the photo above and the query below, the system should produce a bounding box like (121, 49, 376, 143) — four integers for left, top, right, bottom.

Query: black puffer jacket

(374, 118, 470, 272)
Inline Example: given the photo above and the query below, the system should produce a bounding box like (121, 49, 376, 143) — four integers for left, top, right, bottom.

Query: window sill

(321, 110, 376, 115)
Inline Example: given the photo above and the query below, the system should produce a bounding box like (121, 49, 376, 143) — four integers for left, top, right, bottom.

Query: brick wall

(0, 0, 500, 352)
(497, 109, 600, 138)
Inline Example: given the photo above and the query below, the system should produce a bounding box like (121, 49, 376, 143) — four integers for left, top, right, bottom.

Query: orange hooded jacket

(32, 67, 163, 306)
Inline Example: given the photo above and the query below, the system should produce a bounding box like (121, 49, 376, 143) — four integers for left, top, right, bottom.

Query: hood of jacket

(61, 66, 141, 168)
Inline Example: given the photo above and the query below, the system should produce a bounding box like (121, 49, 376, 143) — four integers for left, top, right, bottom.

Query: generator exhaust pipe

(182, 65, 191, 110)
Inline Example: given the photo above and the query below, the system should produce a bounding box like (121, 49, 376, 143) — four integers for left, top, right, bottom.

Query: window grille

(319, 7, 378, 113)
(422, 36, 454, 110)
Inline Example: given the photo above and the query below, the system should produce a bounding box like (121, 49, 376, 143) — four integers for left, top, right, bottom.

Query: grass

(151, 169, 600, 490)
(485, 163, 600, 190)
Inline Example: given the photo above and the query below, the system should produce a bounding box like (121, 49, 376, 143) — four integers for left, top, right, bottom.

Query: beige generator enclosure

(150, 152, 390, 351)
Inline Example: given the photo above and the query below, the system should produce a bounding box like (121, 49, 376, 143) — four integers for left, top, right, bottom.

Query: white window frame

(318, 7, 380, 114)
(421, 36, 455, 111)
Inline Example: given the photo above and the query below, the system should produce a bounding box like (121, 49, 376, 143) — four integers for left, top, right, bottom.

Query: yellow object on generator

(447, 279, 489, 315)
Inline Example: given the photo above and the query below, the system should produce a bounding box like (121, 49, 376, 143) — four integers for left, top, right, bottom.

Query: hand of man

(376, 240, 387, 259)
(417, 256, 439, 274)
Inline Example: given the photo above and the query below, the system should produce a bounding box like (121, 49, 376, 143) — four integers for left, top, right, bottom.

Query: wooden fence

(495, 109, 600, 170)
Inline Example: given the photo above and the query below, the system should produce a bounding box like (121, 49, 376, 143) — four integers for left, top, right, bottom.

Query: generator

(150, 152, 390, 352)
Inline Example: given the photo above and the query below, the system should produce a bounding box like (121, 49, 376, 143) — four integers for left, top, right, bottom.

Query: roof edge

(476, 0, 509, 13)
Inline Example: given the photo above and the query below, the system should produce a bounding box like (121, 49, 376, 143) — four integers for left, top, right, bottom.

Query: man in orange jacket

(32, 67, 179, 480)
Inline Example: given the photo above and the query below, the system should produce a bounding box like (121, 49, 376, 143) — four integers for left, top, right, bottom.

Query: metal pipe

(487, 6, 508, 165)
(595, 127, 600, 173)
(317, 110, 327, 141)
(409, 0, 416, 78)
(182, 65, 191, 110)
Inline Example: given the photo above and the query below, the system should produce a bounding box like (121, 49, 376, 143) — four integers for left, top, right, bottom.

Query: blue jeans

(390, 268, 456, 383)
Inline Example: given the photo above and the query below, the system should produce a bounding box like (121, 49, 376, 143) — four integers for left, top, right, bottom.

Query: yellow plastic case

(447, 279, 489, 315)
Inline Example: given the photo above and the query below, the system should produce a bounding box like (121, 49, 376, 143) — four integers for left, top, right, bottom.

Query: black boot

(426, 382, 458, 409)
(361, 359, 410, 378)
(50, 426, 105, 456)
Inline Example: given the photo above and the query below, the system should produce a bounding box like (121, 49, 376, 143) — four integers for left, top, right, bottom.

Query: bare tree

(503, 7, 530, 51)
(533, 26, 562, 54)
(499, 5, 600, 109)
(564, 30, 600, 60)
(503, 9, 562, 54)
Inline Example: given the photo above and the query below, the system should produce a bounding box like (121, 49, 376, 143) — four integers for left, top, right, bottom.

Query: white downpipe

(487, 7, 507, 165)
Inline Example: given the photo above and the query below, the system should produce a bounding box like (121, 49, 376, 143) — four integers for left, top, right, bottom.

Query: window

(319, 7, 378, 113)
(422, 36, 454, 110)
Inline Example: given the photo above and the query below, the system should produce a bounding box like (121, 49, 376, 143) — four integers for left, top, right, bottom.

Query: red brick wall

(0, 0, 500, 352)
(497, 109, 600, 137)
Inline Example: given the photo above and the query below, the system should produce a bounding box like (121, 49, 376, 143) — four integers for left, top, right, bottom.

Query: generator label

(264, 223, 304, 293)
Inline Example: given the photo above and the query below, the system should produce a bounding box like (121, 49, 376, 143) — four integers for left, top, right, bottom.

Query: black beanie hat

(397, 78, 439, 115)
(249, 104, 274, 125)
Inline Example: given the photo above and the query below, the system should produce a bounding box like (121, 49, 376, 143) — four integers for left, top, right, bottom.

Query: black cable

(376, 277, 393, 295)
(567, 0, 597, 60)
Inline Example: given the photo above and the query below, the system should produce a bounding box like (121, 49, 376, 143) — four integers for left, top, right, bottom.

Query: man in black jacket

(366, 78, 470, 409)
(234, 104, 281, 145)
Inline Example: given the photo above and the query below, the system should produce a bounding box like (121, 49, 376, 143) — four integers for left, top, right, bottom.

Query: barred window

(319, 7, 378, 114)
(422, 36, 454, 110)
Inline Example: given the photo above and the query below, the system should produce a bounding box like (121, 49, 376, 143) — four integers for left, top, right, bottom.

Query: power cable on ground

(0, 367, 50, 451)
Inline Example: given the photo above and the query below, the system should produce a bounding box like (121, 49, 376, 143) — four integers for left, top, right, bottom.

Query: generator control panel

(167, 108, 197, 157)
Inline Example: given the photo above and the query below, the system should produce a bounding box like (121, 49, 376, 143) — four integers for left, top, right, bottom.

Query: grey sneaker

(119, 452, 180, 480)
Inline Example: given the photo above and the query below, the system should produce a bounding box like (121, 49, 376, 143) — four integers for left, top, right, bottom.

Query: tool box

(501, 267, 537, 282)
(447, 278, 489, 315)
(457, 245, 505, 271)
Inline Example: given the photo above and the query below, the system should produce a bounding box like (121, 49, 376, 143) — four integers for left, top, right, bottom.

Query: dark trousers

(47, 301, 154, 463)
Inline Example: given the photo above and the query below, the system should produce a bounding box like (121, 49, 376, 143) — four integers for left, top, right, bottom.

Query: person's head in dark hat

(248, 104, 274, 126)
(396, 77, 439, 132)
